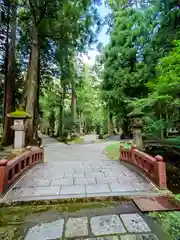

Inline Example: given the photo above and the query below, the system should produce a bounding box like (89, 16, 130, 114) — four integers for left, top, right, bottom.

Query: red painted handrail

(120, 145, 167, 189)
(0, 148, 44, 196)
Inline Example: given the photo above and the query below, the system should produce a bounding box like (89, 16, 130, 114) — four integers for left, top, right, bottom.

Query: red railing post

(0, 159, 8, 195)
(155, 155, 167, 189)
(0, 167, 5, 195)
(131, 144, 137, 164)
(120, 144, 124, 160)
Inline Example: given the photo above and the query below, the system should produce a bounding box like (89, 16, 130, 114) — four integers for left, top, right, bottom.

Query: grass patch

(149, 194, 180, 240)
(105, 143, 120, 160)
(105, 141, 132, 160)
(68, 137, 84, 144)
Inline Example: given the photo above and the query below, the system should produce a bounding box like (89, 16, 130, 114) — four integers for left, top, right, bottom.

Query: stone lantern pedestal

(7, 109, 31, 149)
(129, 111, 144, 151)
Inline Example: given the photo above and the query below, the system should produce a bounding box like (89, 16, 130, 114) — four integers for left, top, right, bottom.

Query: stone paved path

(1, 135, 159, 202)
(25, 213, 159, 240)
(23, 202, 169, 240)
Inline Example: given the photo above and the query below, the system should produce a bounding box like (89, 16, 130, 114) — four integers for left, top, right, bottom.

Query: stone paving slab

(25, 219, 64, 240)
(120, 234, 159, 240)
(90, 215, 126, 235)
(86, 184, 111, 194)
(60, 185, 86, 195)
(65, 217, 88, 237)
(120, 214, 151, 233)
(51, 178, 73, 186)
(33, 186, 61, 196)
(87, 237, 119, 240)
(133, 196, 180, 212)
(75, 177, 96, 185)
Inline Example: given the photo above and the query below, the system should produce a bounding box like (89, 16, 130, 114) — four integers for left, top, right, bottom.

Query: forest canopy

(0, 0, 180, 145)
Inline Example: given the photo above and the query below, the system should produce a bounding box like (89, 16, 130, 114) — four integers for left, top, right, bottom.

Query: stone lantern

(7, 109, 31, 149)
(128, 110, 144, 151)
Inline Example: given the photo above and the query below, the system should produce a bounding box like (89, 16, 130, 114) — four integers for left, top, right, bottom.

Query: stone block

(60, 185, 85, 195)
(74, 177, 96, 185)
(96, 176, 118, 184)
(90, 215, 126, 235)
(25, 219, 64, 240)
(33, 186, 61, 196)
(65, 217, 88, 237)
(121, 234, 158, 240)
(120, 214, 151, 233)
(51, 178, 73, 186)
(109, 183, 135, 192)
(86, 184, 111, 194)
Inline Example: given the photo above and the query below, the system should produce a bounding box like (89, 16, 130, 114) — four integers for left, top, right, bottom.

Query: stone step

(25, 213, 161, 240)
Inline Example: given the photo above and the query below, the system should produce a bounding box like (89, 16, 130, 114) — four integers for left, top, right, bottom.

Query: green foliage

(150, 201, 180, 240)
(100, 0, 180, 138)
(76, 63, 105, 133)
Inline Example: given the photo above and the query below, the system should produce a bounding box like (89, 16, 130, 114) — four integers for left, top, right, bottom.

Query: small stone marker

(90, 214, 126, 235)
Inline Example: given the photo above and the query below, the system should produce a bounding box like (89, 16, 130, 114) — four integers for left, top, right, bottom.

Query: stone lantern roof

(7, 108, 31, 119)
(128, 110, 144, 118)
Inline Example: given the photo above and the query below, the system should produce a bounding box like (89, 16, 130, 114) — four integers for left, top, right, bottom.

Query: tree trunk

(25, 26, 39, 144)
(33, 44, 41, 141)
(2, 2, 16, 145)
(159, 103, 164, 140)
(115, 118, 120, 133)
(21, 51, 32, 107)
(58, 87, 65, 137)
(80, 112, 84, 134)
(71, 78, 76, 129)
(121, 117, 131, 139)
(108, 111, 113, 136)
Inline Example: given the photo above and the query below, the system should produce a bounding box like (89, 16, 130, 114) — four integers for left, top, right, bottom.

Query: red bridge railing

(0, 148, 44, 196)
(120, 145, 167, 189)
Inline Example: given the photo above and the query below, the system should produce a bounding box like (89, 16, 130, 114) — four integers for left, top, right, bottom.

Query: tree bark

(58, 87, 65, 137)
(21, 51, 32, 107)
(2, 2, 16, 145)
(108, 111, 114, 136)
(121, 116, 131, 139)
(25, 26, 39, 144)
(71, 78, 76, 129)
(33, 45, 40, 140)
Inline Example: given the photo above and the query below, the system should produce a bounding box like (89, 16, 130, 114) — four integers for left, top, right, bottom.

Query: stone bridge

(0, 135, 166, 203)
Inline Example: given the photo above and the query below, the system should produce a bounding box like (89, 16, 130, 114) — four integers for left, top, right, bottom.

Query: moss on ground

(0, 201, 118, 226)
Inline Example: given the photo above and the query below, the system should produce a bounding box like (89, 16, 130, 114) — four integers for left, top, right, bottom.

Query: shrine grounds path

(1, 135, 161, 203)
